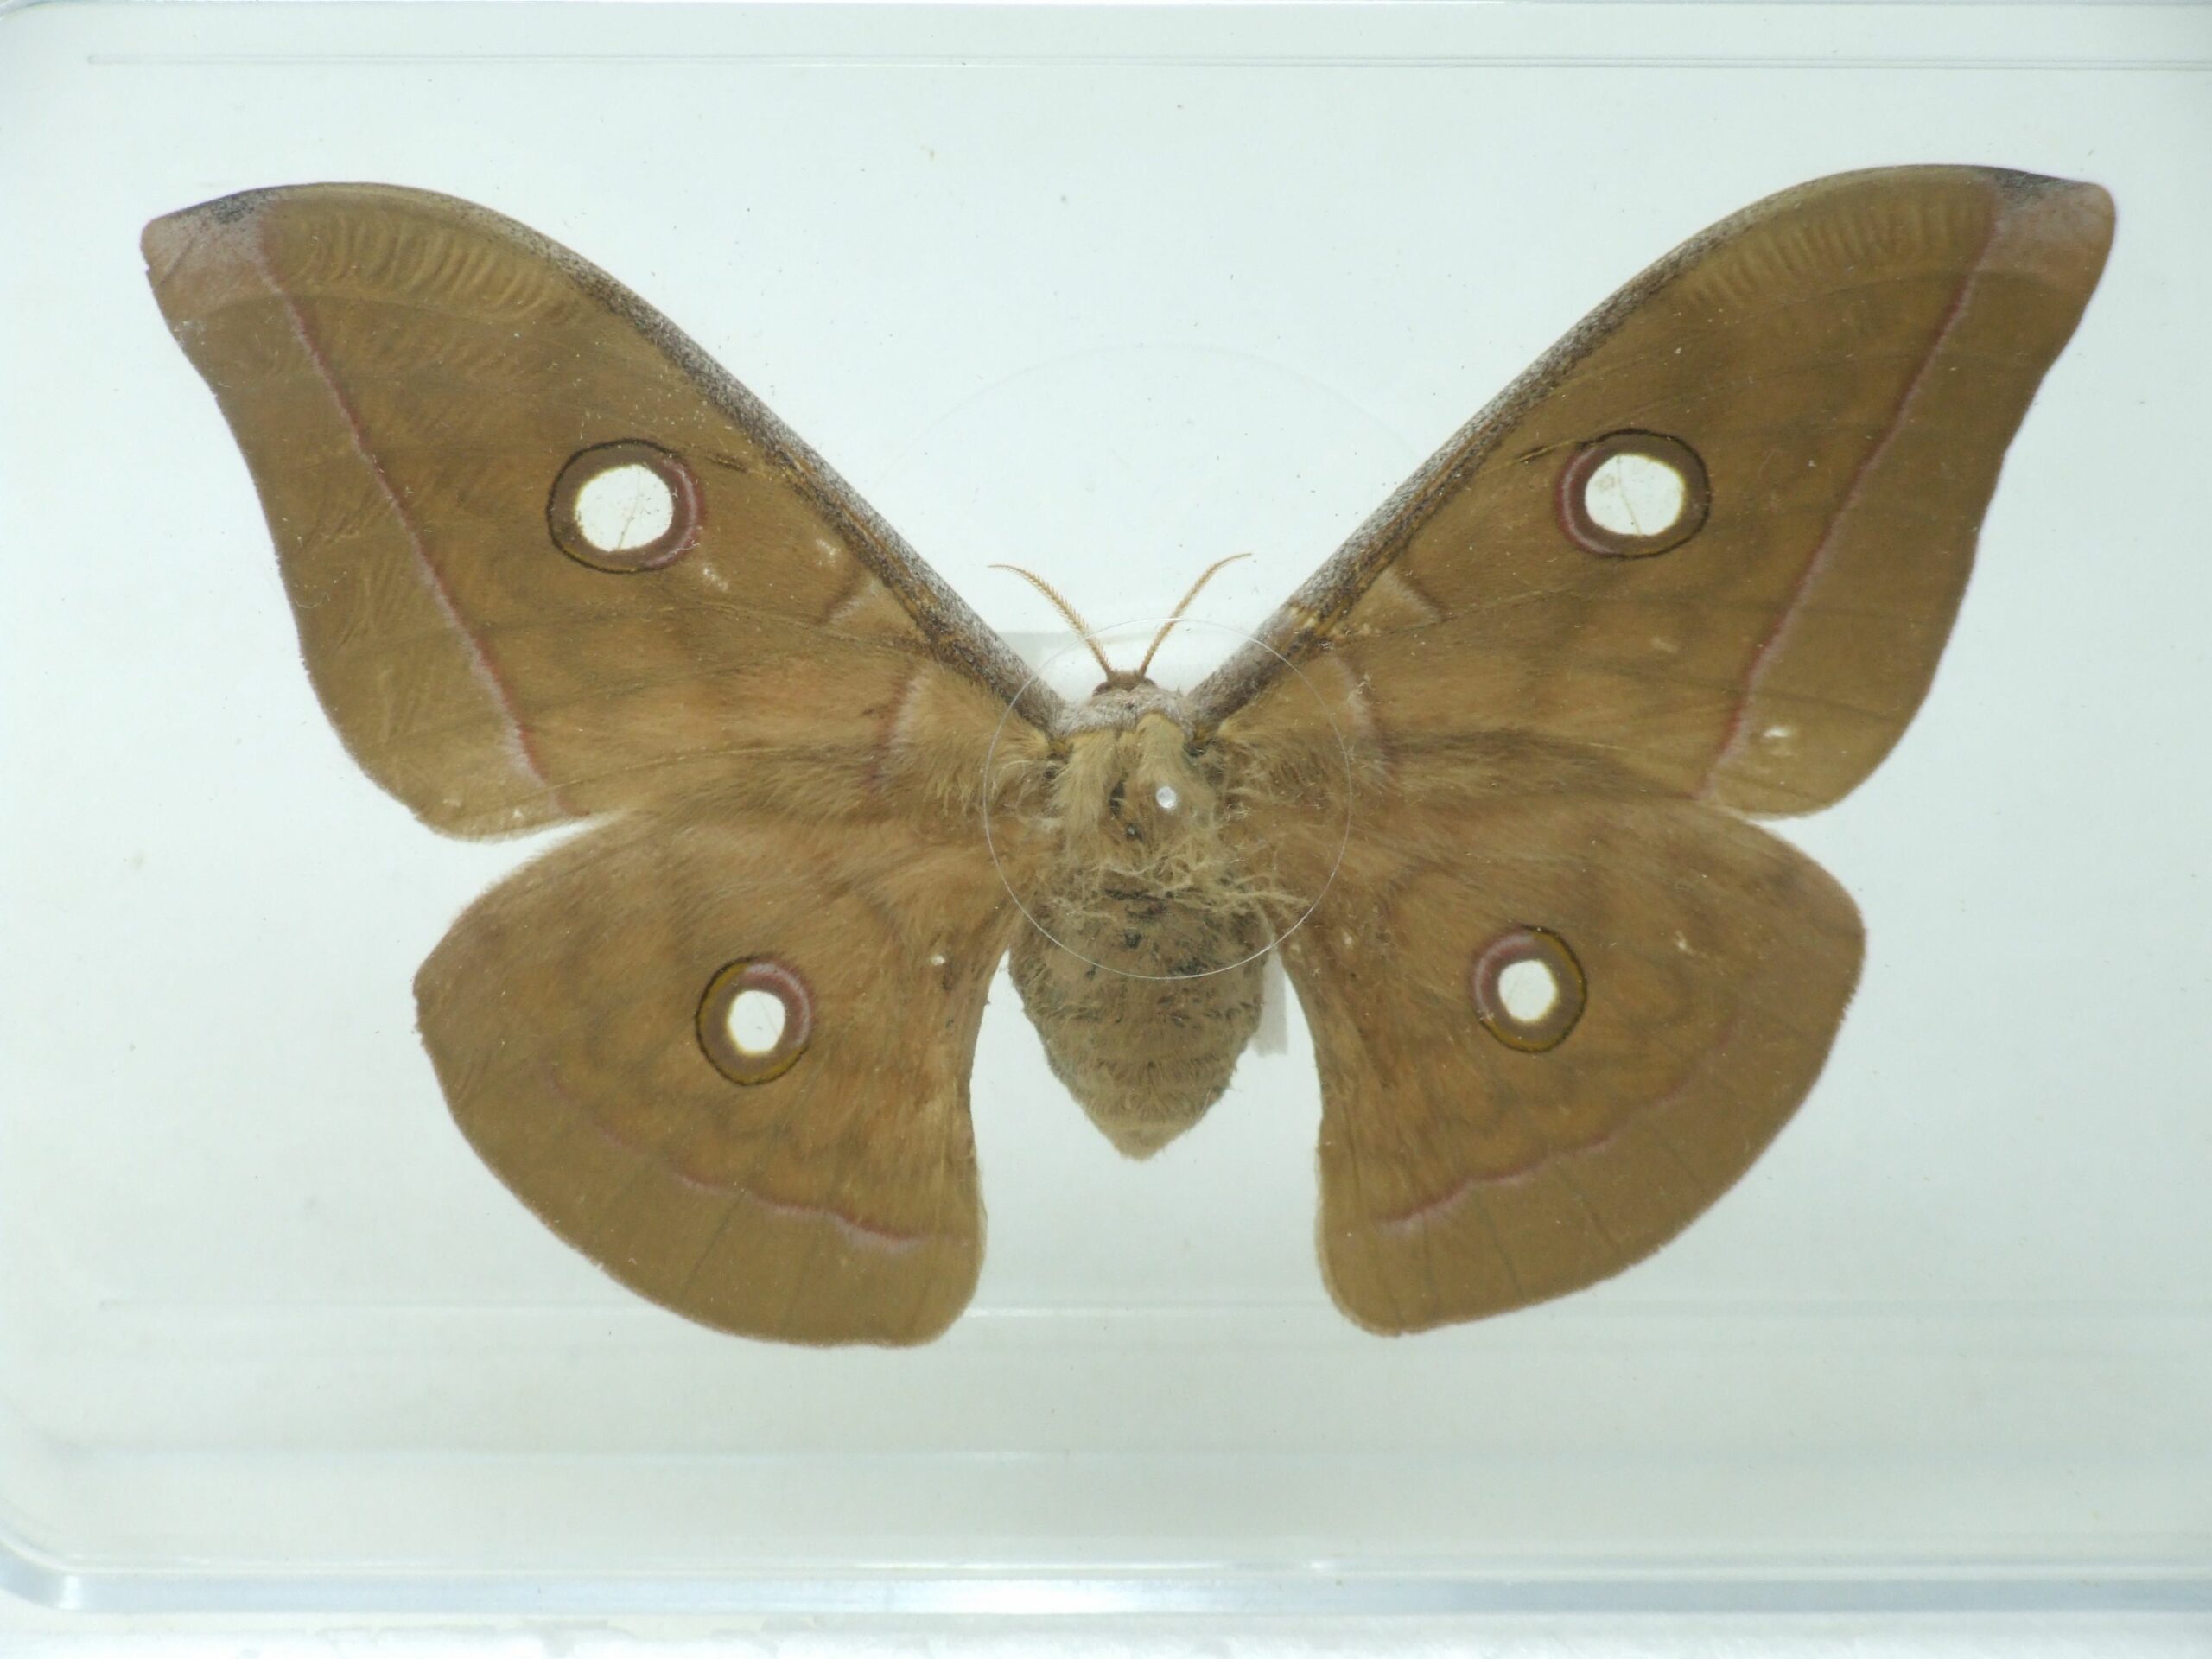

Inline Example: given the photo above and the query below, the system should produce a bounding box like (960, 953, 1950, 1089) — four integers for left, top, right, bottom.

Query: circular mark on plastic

(1471, 926, 1586, 1052)
(550, 440, 702, 572)
(1558, 431, 1709, 558)
(982, 617, 1354, 982)
(697, 958, 814, 1085)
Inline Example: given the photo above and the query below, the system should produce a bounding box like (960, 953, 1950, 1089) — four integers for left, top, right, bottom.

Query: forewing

(145, 184, 1055, 836)
(1198, 167, 2112, 816)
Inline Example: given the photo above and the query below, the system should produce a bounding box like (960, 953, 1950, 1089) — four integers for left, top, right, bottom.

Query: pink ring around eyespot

(1556, 429, 1710, 559)
(696, 957, 815, 1085)
(1470, 925, 1587, 1053)
(548, 439, 704, 573)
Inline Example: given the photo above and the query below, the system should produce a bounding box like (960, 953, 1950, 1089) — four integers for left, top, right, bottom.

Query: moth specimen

(145, 168, 2111, 1344)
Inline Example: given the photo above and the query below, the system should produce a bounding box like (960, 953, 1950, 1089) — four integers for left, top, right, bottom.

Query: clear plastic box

(1, 0, 2206, 1625)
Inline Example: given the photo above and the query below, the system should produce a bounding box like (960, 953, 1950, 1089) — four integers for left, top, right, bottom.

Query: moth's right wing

(146, 183, 1060, 838)
(416, 808, 1016, 1345)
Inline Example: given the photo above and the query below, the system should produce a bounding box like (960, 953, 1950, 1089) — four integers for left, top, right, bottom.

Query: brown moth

(143, 168, 2112, 1344)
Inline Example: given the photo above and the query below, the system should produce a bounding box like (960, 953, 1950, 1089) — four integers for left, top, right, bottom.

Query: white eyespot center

(574, 461, 677, 554)
(726, 988, 789, 1057)
(1497, 958, 1560, 1025)
(1154, 784, 1180, 812)
(1582, 450, 1687, 539)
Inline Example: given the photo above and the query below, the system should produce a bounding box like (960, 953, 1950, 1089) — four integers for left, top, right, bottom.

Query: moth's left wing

(416, 809, 1014, 1345)
(1195, 167, 2112, 816)
(1275, 791, 1861, 1332)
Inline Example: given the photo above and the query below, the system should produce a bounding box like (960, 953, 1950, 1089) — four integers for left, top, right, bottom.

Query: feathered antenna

(990, 565, 1115, 680)
(1135, 554, 1251, 679)
(994, 553, 1253, 686)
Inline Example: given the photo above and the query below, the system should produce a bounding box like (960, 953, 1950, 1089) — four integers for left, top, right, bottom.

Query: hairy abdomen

(1010, 891, 1266, 1159)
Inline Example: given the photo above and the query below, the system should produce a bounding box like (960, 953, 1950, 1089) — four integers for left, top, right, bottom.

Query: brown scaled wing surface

(146, 168, 2111, 1340)
(145, 185, 1055, 1344)
(1205, 168, 2112, 1332)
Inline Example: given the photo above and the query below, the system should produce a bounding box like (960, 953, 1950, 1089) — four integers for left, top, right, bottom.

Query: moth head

(1090, 663, 1160, 696)
(1052, 711, 1221, 861)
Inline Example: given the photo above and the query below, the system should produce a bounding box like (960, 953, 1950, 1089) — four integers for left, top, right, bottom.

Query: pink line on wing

(743, 1186, 927, 1256)
(251, 223, 562, 807)
(1379, 1014, 1745, 1240)
(550, 1066, 926, 1257)
(1700, 210, 2004, 797)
